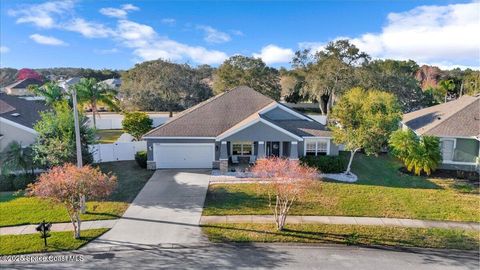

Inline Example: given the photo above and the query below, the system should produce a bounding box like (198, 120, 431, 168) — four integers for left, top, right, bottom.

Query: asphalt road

(2, 244, 479, 270)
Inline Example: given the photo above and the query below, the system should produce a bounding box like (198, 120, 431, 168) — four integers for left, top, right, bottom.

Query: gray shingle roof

(402, 95, 479, 138)
(4, 78, 42, 89)
(144, 86, 275, 137)
(0, 93, 48, 128)
(266, 118, 332, 137)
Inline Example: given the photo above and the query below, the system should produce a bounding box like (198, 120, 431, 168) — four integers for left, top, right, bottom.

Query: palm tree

(75, 78, 120, 129)
(28, 82, 64, 105)
(1, 141, 34, 176)
(437, 79, 455, 103)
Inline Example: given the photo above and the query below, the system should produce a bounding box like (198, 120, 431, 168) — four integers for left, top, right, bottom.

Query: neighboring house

(0, 93, 47, 151)
(402, 95, 480, 172)
(2, 78, 42, 96)
(143, 86, 338, 171)
(58, 77, 81, 90)
(100, 78, 122, 89)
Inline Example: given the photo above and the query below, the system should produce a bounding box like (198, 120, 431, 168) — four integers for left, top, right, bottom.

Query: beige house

(2, 78, 42, 96)
(0, 94, 47, 151)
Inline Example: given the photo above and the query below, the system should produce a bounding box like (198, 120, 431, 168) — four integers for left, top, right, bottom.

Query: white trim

(291, 141, 298, 145)
(259, 103, 312, 121)
(258, 141, 264, 144)
(230, 141, 254, 156)
(304, 138, 329, 156)
(442, 161, 477, 166)
(0, 117, 37, 135)
(143, 136, 215, 139)
(221, 141, 227, 145)
(216, 118, 303, 141)
(440, 138, 456, 162)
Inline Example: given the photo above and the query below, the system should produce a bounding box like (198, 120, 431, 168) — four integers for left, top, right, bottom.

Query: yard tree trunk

(345, 148, 359, 175)
(92, 100, 97, 129)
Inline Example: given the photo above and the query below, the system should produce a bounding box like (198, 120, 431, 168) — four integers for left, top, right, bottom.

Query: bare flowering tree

(251, 157, 318, 231)
(28, 164, 117, 238)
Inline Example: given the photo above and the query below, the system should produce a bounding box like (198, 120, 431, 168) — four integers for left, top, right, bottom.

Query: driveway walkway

(86, 170, 211, 250)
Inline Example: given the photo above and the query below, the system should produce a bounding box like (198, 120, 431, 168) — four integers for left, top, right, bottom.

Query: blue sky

(1, 0, 479, 70)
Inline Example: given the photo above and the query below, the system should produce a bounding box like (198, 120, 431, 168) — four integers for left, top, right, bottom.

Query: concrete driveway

(87, 169, 211, 249)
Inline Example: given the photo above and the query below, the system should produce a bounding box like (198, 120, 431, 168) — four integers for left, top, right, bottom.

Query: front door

(266, 142, 280, 157)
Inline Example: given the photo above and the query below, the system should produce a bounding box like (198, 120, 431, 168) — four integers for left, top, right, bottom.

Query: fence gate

(89, 141, 147, 163)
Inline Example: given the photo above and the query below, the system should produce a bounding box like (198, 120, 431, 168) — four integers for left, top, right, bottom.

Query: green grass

(95, 129, 124, 143)
(202, 223, 479, 250)
(0, 161, 153, 227)
(0, 228, 108, 255)
(203, 154, 480, 222)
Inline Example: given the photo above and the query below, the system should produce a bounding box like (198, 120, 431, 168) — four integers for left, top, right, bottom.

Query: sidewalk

(200, 215, 480, 231)
(0, 219, 118, 236)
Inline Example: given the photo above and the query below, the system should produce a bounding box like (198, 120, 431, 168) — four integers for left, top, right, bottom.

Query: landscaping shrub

(12, 174, 36, 191)
(300, 155, 347, 173)
(0, 175, 14, 192)
(0, 174, 36, 191)
(135, 151, 147, 168)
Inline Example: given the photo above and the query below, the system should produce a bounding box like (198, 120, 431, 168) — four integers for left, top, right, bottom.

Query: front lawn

(0, 161, 153, 227)
(0, 228, 108, 255)
(202, 223, 479, 250)
(204, 154, 480, 222)
(95, 129, 124, 143)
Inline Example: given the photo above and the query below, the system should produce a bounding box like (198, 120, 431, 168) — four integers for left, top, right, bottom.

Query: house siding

(222, 121, 299, 142)
(0, 121, 37, 151)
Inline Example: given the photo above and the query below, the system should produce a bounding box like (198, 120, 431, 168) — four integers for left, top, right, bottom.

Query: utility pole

(71, 87, 86, 213)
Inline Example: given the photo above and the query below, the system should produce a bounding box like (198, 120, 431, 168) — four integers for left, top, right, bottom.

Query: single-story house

(0, 93, 47, 151)
(402, 95, 480, 172)
(2, 78, 42, 96)
(143, 86, 338, 171)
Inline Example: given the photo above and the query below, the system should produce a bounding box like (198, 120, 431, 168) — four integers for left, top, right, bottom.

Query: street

(2, 244, 479, 270)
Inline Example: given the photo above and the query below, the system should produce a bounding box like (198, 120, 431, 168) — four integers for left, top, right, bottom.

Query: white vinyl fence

(89, 141, 147, 163)
(87, 113, 172, 130)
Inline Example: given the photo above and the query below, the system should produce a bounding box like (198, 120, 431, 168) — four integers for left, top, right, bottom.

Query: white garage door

(154, 143, 215, 169)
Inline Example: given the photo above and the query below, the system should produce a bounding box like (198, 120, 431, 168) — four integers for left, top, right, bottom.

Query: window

(305, 139, 328, 156)
(232, 142, 254, 155)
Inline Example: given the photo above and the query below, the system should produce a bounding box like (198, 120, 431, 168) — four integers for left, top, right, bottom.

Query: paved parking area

(85, 169, 211, 250)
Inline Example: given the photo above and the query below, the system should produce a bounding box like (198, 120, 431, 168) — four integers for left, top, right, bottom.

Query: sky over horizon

(0, 0, 479, 70)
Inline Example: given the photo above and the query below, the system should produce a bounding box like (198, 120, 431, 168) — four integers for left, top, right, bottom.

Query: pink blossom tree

(17, 68, 43, 81)
(251, 157, 318, 231)
(28, 164, 117, 238)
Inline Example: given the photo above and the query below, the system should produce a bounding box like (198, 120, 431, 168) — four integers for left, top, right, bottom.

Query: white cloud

(161, 18, 176, 25)
(301, 2, 480, 69)
(0, 46, 10, 53)
(99, 8, 127, 18)
(116, 20, 228, 64)
(197, 25, 231, 43)
(30, 34, 67, 46)
(8, 0, 74, 28)
(64, 18, 115, 38)
(121, 4, 139, 11)
(99, 4, 140, 18)
(253, 44, 295, 64)
(231, 30, 244, 36)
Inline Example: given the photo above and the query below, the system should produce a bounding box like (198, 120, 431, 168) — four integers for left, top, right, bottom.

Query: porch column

(219, 141, 228, 173)
(290, 141, 299, 160)
(257, 141, 265, 159)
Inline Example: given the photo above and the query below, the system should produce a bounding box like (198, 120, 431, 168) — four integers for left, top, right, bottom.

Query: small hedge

(0, 174, 36, 192)
(300, 155, 347, 173)
(135, 151, 147, 168)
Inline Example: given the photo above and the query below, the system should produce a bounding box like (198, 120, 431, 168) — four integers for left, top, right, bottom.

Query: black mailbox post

(36, 220, 52, 247)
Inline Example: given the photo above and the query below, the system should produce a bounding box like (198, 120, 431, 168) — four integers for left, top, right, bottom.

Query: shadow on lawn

(202, 224, 479, 251)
